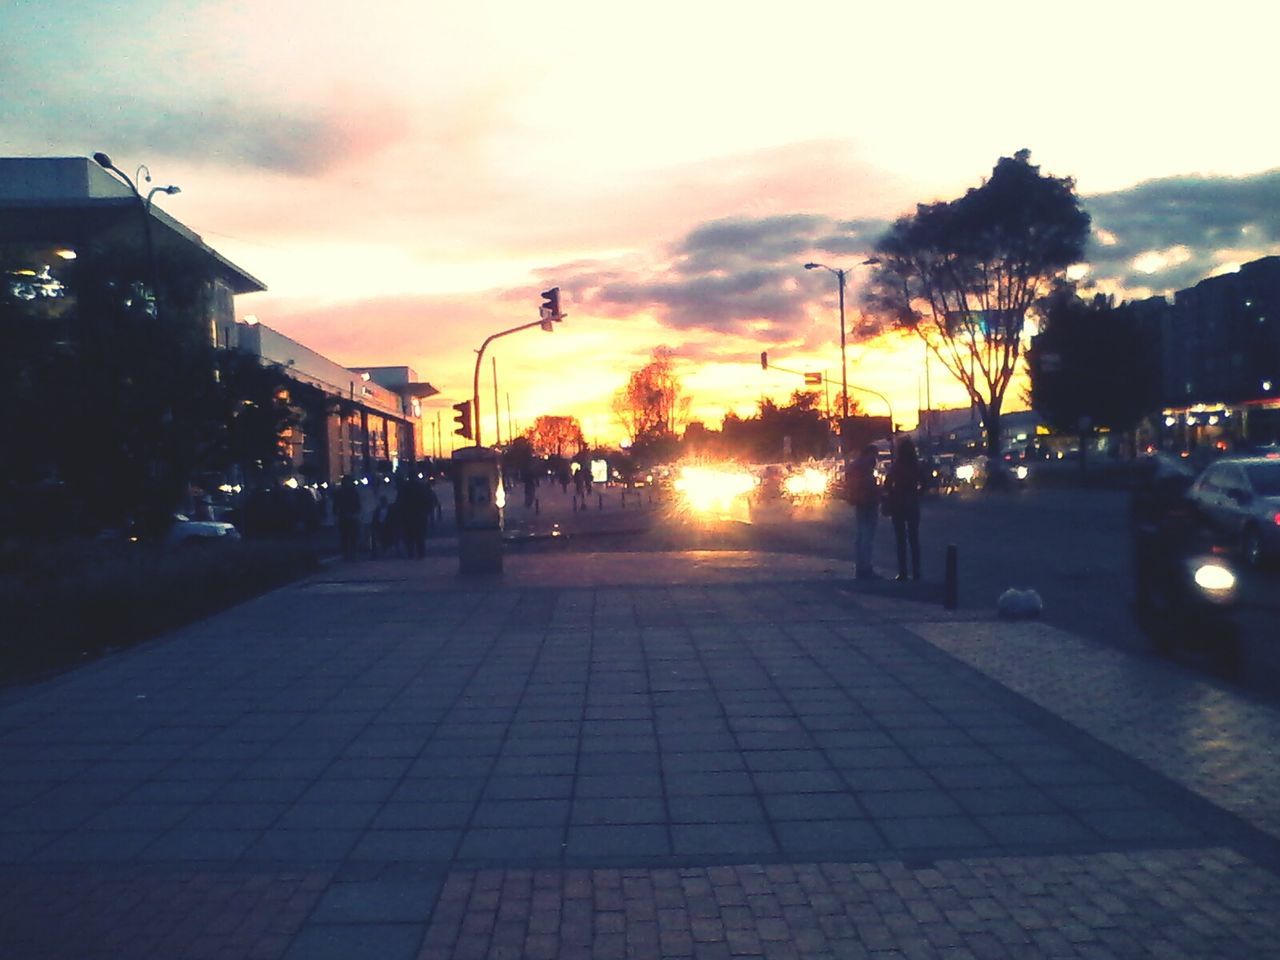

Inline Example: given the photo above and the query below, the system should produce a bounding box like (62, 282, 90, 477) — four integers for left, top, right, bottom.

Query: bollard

(598, 493, 603, 510)
(534, 497, 540, 515)
(944, 544, 958, 610)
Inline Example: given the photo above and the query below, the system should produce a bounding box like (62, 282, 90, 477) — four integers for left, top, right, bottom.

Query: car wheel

(1242, 525, 1263, 568)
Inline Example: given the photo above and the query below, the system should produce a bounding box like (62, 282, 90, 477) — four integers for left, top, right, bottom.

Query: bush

(0, 535, 322, 684)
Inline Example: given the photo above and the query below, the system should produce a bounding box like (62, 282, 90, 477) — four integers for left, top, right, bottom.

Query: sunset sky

(4, 0, 1279, 448)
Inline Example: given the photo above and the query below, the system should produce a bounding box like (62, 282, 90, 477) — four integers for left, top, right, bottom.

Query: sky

(4, 0, 1280, 450)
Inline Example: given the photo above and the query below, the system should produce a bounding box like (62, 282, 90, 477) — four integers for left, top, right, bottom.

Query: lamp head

(164, 185, 181, 196)
(92, 152, 113, 169)
(804, 263, 820, 270)
(862, 257, 881, 266)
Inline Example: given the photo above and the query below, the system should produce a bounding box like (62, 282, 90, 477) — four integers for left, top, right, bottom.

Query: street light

(804, 258, 880, 420)
(93, 151, 180, 318)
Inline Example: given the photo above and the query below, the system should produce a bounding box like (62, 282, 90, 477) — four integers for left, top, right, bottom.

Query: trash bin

(452, 446, 503, 574)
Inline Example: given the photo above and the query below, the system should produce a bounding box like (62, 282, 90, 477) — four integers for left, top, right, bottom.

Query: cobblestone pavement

(2, 550, 1278, 958)
(422, 850, 1280, 960)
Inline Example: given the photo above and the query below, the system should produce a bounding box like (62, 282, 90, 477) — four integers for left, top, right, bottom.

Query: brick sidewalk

(2, 549, 1278, 958)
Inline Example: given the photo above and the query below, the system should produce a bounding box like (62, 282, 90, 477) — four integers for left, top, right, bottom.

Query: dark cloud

(1083, 168, 1280, 293)
(120, 98, 383, 175)
(0, 84, 403, 176)
(554, 213, 888, 342)
(535, 170, 1280, 350)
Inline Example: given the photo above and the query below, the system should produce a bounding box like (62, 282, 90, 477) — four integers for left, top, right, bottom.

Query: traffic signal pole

(471, 289, 565, 448)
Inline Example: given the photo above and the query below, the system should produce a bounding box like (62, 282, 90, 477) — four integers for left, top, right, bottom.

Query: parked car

(1187, 455, 1280, 566)
(166, 513, 242, 546)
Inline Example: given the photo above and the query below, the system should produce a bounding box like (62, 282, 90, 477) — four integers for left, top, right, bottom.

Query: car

(1187, 455, 1280, 566)
(166, 513, 242, 546)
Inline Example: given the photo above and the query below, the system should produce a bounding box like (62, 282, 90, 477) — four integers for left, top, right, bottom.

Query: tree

(524, 415, 584, 458)
(708, 392, 835, 463)
(1027, 283, 1153, 466)
(867, 150, 1090, 457)
(501, 436, 537, 481)
(201, 349, 302, 485)
(612, 347, 690, 459)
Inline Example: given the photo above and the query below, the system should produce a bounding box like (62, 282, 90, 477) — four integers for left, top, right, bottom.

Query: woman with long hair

(886, 437, 922, 580)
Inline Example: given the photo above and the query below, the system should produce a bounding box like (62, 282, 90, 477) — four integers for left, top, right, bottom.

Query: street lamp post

(93, 152, 180, 318)
(804, 258, 879, 421)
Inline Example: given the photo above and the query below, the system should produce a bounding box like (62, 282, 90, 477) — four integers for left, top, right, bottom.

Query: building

(1137, 256, 1280, 450)
(1, 155, 265, 333)
(233, 321, 437, 485)
(2, 155, 434, 506)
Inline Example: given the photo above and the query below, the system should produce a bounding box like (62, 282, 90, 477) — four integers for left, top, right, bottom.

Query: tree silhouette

(524, 415, 585, 458)
(867, 150, 1090, 458)
(613, 347, 690, 463)
(1027, 283, 1153, 465)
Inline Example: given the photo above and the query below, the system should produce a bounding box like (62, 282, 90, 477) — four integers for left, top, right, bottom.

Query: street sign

(804, 372, 822, 385)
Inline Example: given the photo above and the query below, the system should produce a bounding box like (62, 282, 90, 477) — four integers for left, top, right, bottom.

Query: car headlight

(1190, 558, 1237, 602)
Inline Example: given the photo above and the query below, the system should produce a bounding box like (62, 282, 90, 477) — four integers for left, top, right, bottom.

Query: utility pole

(492, 356, 501, 447)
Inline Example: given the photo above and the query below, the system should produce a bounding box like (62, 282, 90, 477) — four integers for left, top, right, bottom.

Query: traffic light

(540, 287, 562, 321)
(452, 400, 472, 440)
(760, 351, 768, 370)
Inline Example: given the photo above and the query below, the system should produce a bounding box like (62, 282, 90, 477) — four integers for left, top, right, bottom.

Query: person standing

(399, 476, 429, 559)
(886, 437, 923, 581)
(847, 443, 881, 580)
(335, 476, 362, 561)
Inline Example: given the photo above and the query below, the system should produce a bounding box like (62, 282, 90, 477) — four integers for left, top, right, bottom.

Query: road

(513, 482, 1280, 702)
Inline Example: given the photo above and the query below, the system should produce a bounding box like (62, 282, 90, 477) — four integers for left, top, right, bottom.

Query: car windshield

(1244, 462, 1280, 496)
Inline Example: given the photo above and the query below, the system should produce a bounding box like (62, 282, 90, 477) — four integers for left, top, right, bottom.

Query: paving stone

(283, 923, 423, 960)
(457, 828, 565, 861)
(6, 557, 1280, 958)
(566, 825, 671, 859)
(671, 823, 778, 857)
(572, 797, 667, 825)
(669, 795, 766, 824)
(311, 877, 441, 923)
(348, 830, 460, 861)
(858, 791, 964, 819)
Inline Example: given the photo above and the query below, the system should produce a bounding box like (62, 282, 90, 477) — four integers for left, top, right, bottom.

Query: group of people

(846, 437, 923, 582)
(335, 474, 441, 561)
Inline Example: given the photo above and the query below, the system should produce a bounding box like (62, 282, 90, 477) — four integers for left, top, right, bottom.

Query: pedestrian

(423, 478, 441, 535)
(335, 475, 362, 561)
(846, 443, 881, 580)
(886, 437, 923, 581)
(399, 477, 429, 558)
(370, 495, 390, 558)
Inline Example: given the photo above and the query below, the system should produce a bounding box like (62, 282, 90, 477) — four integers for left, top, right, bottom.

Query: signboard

(804, 372, 823, 385)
